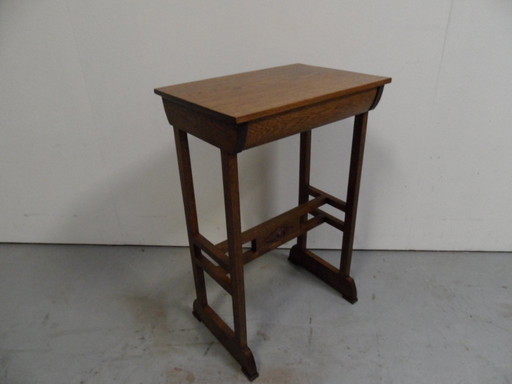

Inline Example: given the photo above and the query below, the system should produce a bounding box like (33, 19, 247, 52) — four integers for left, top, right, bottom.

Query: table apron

(244, 88, 377, 149)
(163, 87, 380, 154)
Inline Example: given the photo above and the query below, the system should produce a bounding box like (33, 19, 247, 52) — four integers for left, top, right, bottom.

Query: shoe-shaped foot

(288, 245, 358, 304)
(192, 299, 203, 322)
(242, 366, 259, 381)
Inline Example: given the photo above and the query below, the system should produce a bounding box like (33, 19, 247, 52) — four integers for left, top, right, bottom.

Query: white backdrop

(1, 0, 511, 251)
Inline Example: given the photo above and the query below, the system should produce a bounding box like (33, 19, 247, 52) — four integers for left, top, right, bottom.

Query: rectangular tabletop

(155, 64, 391, 153)
(155, 64, 391, 124)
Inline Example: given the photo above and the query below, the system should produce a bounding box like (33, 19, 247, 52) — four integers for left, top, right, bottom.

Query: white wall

(1, 0, 511, 251)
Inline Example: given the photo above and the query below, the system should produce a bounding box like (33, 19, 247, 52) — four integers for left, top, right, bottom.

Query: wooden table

(155, 64, 391, 380)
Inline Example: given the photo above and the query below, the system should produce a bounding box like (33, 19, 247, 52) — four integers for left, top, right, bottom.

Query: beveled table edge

(154, 64, 391, 124)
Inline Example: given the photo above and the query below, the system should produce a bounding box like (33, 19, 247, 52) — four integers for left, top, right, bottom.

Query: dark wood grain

(242, 215, 325, 265)
(308, 185, 346, 211)
(192, 252, 232, 294)
(311, 208, 345, 231)
(297, 131, 312, 250)
(220, 151, 259, 380)
(173, 128, 208, 307)
(158, 64, 389, 153)
(164, 100, 245, 153)
(288, 246, 357, 303)
(220, 152, 249, 346)
(340, 113, 368, 276)
(244, 89, 376, 149)
(192, 300, 258, 381)
(216, 195, 326, 253)
(193, 233, 230, 271)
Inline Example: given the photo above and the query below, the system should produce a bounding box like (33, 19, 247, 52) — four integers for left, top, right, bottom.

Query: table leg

(289, 113, 368, 304)
(173, 127, 208, 308)
(221, 151, 258, 380)
(174, 129, 258, 380)
(296, 131, 312, 250)
(340, 113, 368, 278)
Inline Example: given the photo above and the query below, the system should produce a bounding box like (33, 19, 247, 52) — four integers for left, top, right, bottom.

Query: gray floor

(0, 244, 511, 384)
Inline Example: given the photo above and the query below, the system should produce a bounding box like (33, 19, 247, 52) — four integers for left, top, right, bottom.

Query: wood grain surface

(155, 64, 391, 123)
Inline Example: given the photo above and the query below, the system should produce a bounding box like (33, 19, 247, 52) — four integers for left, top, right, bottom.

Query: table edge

(154, 77, 390, 125)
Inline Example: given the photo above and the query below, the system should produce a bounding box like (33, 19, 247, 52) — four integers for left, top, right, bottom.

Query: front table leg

(173, 127, 208, 309)
(220, 151, 258, 380)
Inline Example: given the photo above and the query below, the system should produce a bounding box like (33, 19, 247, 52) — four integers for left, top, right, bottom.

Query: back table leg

(289, 113, 369, 304)
(296, 131, 312, 250)
(340, 113, 368, 278)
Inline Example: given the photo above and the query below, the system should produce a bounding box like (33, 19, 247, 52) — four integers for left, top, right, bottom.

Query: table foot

(192, 300, 259, 380)
(192, 307, 202, 322)
(288, 245, 358, 304)
(242, 365, 259, 381)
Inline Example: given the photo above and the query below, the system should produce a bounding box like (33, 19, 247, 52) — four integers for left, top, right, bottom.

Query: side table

(155, 64, 391, 380)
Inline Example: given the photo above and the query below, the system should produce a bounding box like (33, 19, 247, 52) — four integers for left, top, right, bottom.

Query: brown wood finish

(340, 113, 368, 277)
(308, 185, 346, 211)
(156, 64, 390, 123)
(173, 127, 208, 307)
(191, 300, 257, 379)
(163, 101, 246, 153)
(156, 64, 390, 380)
(193, 233, 230, 271)
(216, 195, 326, 253)
(297, 131, 312, 250)
(192, 251, 232, 294)
(288, 245, 357, 303)
(220, 151, 258, 380)
(241, 215, 325, 265)
(156, 64, 390, 153)
(311, 208, 345, 231)
(244, 89, 376, 149)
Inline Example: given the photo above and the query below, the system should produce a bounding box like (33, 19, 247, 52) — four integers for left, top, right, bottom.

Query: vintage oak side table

(155, 64, 391, 380)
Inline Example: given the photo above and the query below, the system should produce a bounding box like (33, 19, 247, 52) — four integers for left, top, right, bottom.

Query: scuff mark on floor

(203, 341, 214, 356)
(122, 294, 172, 353)
(257, 330, 270, 341)
(167, 367, 195, 383)
(308, 317, 313, 346)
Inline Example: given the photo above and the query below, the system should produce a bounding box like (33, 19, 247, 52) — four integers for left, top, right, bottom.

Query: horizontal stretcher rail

(192, 252, 232, 294)
(193, 233, 230, 271)
(308, 185, 346, 212)
(242, 215, 324, 264)
(311, 209, 345, 231)
(216, 194, 327, 253)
